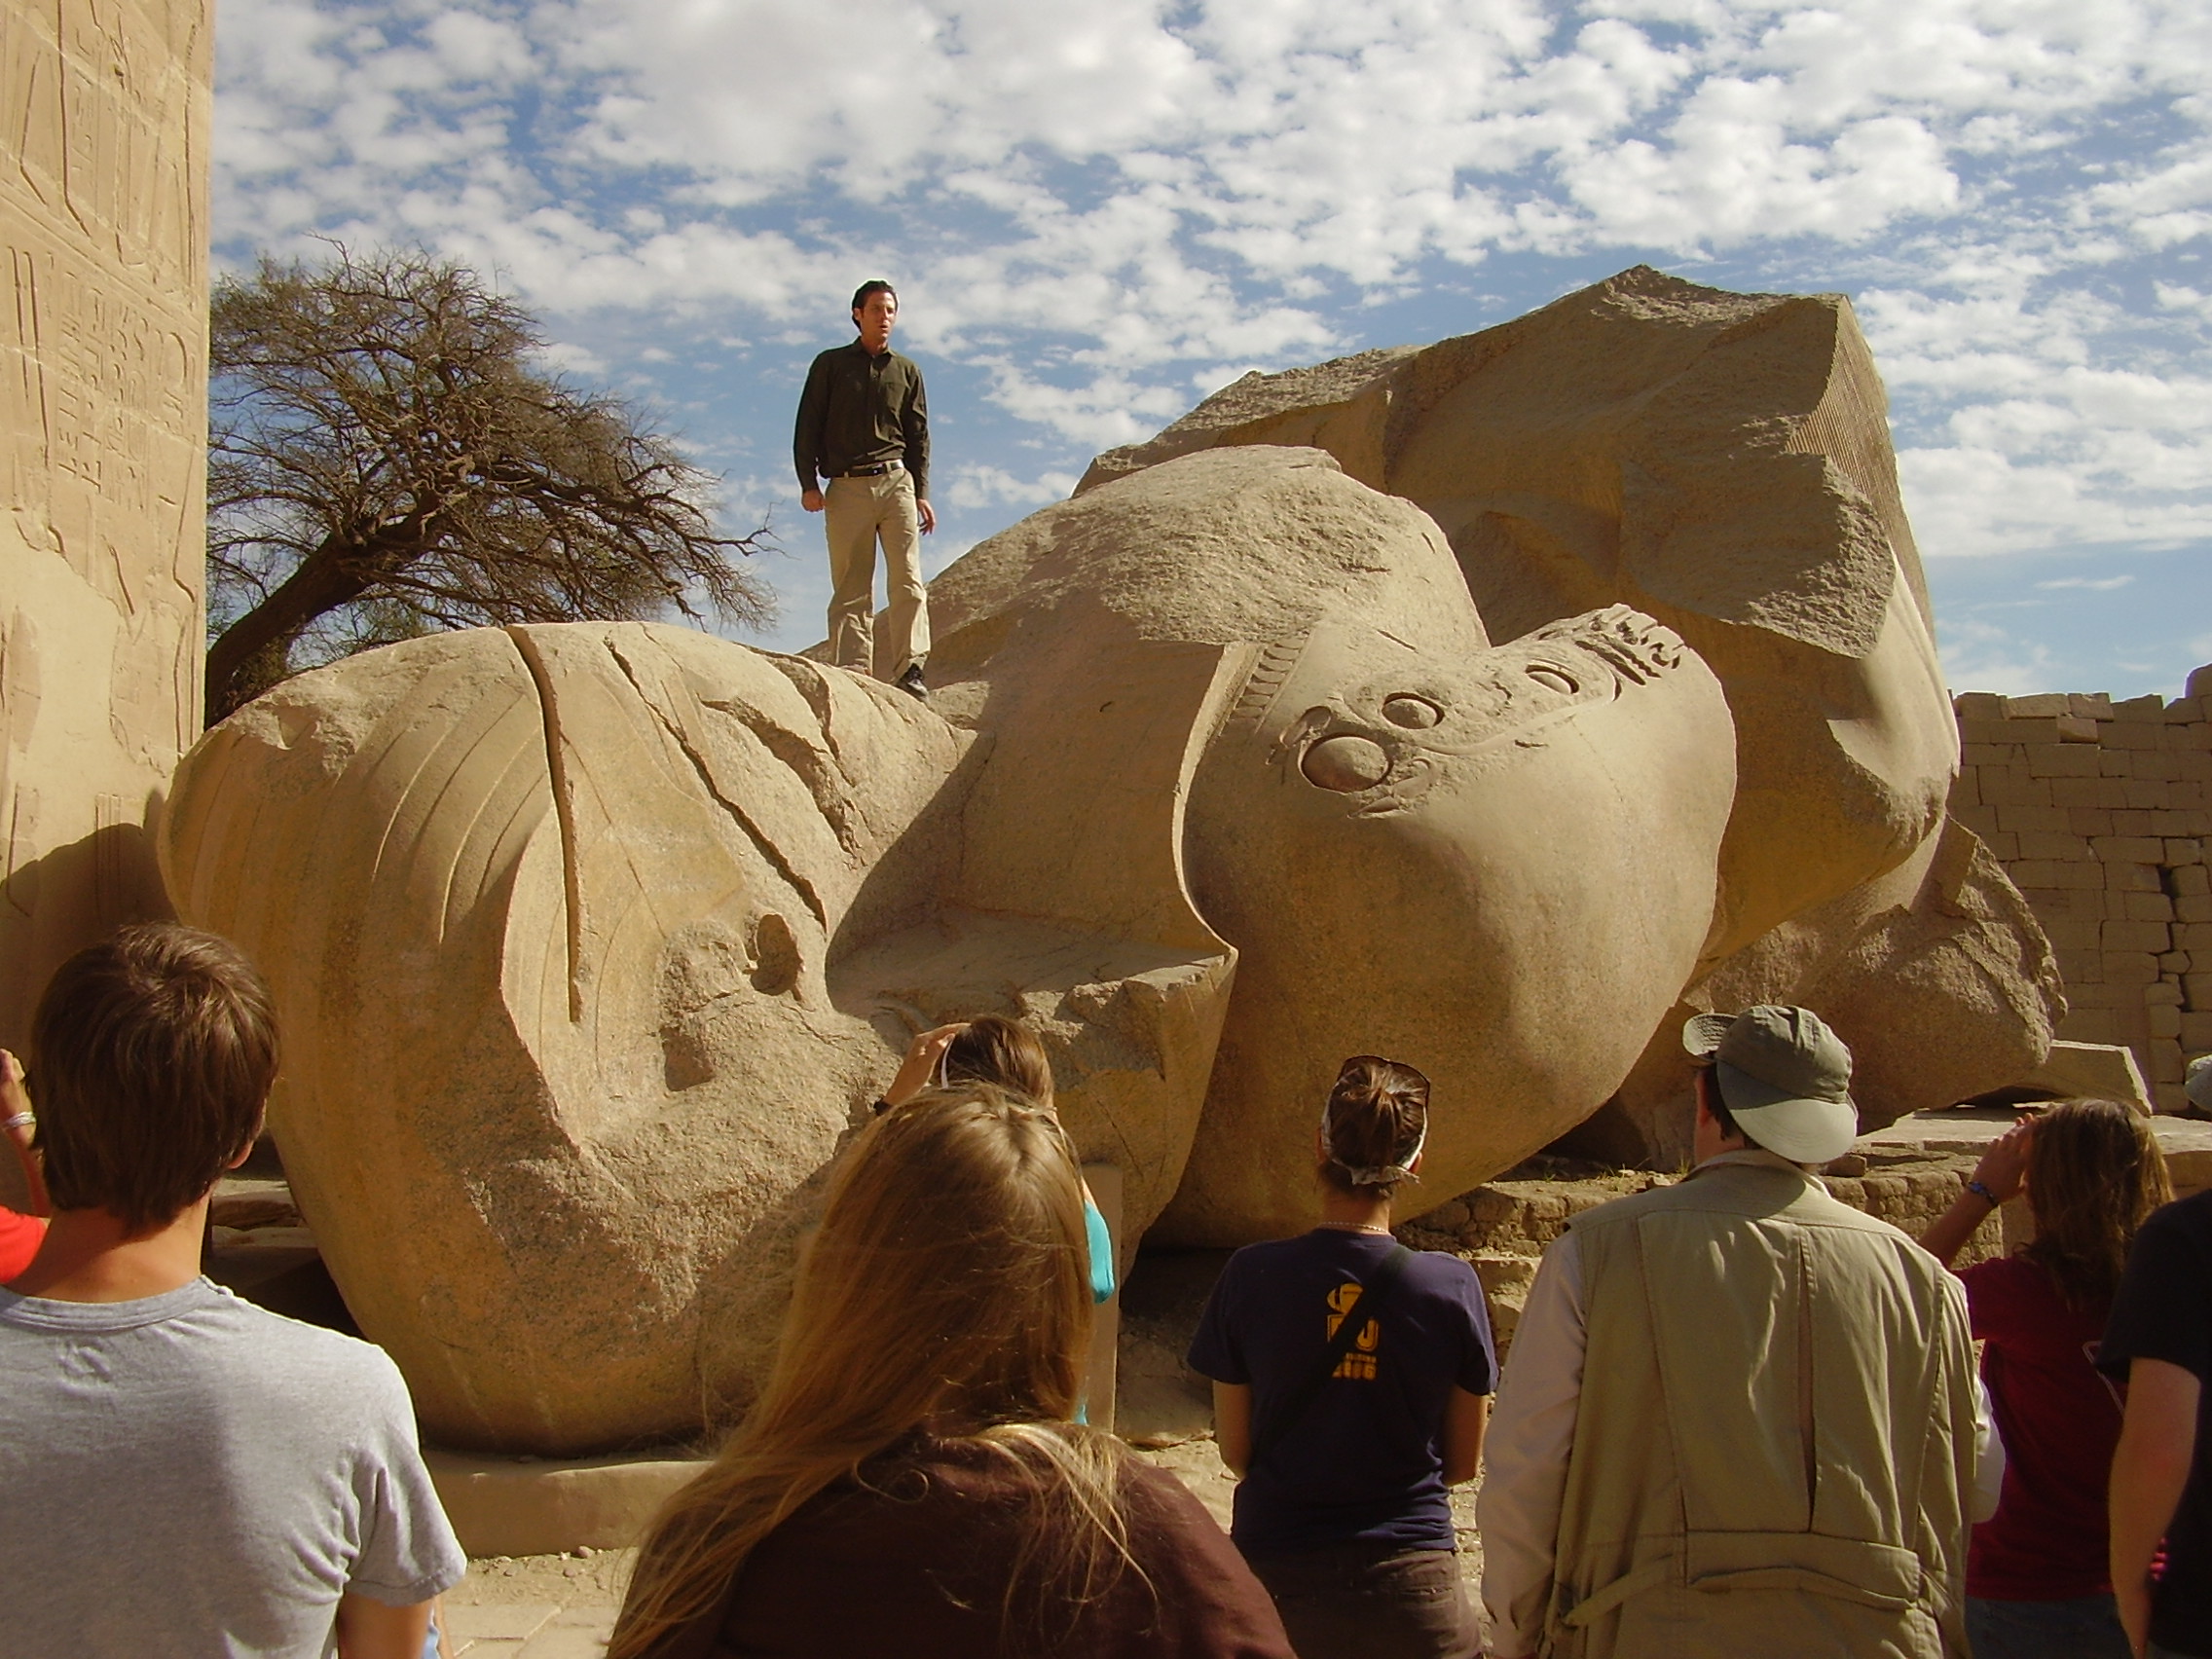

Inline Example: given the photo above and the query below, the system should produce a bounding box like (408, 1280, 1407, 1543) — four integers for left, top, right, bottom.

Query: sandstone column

(0, 0, 210, 1164)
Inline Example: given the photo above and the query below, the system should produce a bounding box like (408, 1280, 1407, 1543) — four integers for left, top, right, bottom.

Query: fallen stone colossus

(160, 267, 2062, 1455)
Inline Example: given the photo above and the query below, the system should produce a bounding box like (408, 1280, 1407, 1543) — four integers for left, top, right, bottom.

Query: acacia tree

(205, 248, 772, 721)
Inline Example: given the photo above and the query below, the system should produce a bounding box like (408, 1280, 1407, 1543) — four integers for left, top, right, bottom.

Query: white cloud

(218, 1, 2068, 311)
(1938, 616, 2067, 697)
(213, 0, 2212, 564)
(532, 340, 608, 377)
(213, 3, 2189, 302)
(1558, 105, 1959, 251)
(2087, 144, 2212, 222)
(940, 464, 1080, 511)
(972, 362, 1194, 450)
(1856, 258, 2212, 560)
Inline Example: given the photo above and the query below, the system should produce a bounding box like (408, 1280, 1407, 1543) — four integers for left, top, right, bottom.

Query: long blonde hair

(2021, 1097, 2172, 1309)
(608, 1085, 1127, 1657)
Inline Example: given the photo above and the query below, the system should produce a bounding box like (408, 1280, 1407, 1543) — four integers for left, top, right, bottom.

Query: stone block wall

(1950, 667, 2212, 1112)
(1400, 1152, 2009, 1357)
(0, 2, 210, 1036)
(0, 0, 211, 1210)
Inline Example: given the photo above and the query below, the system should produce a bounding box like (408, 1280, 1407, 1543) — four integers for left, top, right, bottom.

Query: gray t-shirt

(0, 1276, 465, 1657)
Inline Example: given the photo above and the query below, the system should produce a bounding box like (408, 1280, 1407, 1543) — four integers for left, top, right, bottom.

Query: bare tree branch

(205, 246, 774, 720)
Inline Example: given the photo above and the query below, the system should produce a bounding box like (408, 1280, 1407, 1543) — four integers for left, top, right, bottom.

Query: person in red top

(1924, 1097, 2175, 1659)
(0, 1050, 49, 1280)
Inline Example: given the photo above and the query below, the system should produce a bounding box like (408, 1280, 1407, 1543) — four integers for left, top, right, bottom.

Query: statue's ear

(837, 601, 1244, 1246)
(953, 600, 1240, 962)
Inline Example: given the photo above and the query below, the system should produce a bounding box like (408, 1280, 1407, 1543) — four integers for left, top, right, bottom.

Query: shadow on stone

(1115, 1247, 1233, 1447)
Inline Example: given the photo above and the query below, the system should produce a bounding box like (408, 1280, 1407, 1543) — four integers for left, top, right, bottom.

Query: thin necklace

(1316, 1220, 1392, 1235)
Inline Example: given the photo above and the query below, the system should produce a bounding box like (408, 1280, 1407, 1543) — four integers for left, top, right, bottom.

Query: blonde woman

(1922, 1097, 2174, 1658)
(608, 1085, 1294, 1659)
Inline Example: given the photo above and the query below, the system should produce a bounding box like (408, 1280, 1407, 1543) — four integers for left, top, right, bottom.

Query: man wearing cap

(1479, 1005, 2002, 1659)
(794, 279, 934, 699)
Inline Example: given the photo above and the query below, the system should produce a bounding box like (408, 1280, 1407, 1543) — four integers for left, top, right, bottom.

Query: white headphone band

(1320, 1088, 1427, 1185)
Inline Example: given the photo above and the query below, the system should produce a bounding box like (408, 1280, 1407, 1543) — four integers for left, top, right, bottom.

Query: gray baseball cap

(2189, 1053, 2212, 1113)
(1682, 1005, 1860, 1165)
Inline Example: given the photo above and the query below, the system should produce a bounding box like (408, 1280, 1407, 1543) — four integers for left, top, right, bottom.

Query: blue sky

(214, 0, 2212, 698)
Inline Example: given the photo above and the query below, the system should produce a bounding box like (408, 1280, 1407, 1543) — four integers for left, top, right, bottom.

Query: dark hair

(851, 279, 898, 315)
(2021, 1098, 2172, 1309)
(30, 923, 278, 1232)
(942, 1015, 1053, 1105)
(1320, 1055, 1428, 1196)
(1694, 1064, 1742, 1142)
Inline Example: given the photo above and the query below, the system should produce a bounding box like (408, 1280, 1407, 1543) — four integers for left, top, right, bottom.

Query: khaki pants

(824, 470, 930, 678)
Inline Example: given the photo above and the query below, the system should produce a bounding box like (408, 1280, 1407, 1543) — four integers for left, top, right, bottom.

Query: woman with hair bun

(608, 1085, 1294, 1659)
(1189, 1056, 1495, 1659)
(1922, 1097, 2175, 1659)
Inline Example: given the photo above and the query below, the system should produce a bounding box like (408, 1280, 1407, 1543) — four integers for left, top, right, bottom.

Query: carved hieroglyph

(162, 271, 2063, 1452)
(0, 0, 208, 1132)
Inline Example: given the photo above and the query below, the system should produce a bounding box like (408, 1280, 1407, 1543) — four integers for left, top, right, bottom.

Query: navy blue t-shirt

(1187, 1230, 1495, 1558)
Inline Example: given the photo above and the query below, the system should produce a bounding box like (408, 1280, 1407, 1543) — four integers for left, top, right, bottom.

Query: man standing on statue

(794, 279, 934, 699)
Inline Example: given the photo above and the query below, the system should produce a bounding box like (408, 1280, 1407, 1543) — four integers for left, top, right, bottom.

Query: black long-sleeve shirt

(793, 341, 930, 498)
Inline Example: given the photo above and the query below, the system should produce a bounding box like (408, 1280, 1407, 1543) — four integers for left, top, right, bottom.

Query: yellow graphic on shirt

(1325, 1281, 1382, 1381)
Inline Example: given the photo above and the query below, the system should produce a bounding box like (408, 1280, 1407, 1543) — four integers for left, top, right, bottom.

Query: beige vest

(1543, 1152, 1977, 1659)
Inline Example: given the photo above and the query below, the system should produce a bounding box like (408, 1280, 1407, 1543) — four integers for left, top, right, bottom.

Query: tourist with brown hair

(608, 1083, 1291, 1659)
(877, 1014, 1117, 1305)
(0, 923, 463, 1659)
(1922, 1098, 2174, 1658)
(1188, 1055, 1495, 1659)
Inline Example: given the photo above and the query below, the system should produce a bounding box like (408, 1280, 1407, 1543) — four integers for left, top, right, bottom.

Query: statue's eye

(1526, 665, 1577, 695)
(1382, 694, 1442, 730)
(1302, 734, 1391, 793)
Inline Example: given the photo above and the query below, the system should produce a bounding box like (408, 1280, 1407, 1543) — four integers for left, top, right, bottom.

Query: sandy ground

(438, 1436, 1488, 1656)
(438, 1548, 630, 1657)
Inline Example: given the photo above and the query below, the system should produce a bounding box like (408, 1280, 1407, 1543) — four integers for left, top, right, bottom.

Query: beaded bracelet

(1965, 1178, 2000, 1206)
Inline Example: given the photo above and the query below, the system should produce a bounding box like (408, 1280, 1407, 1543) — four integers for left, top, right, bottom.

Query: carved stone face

(158, 443, 1739, 1451)
(159, 279, 2065, 1456)
(856, 438, 1744, 1241)
(1161, 599, 1736, 1243)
